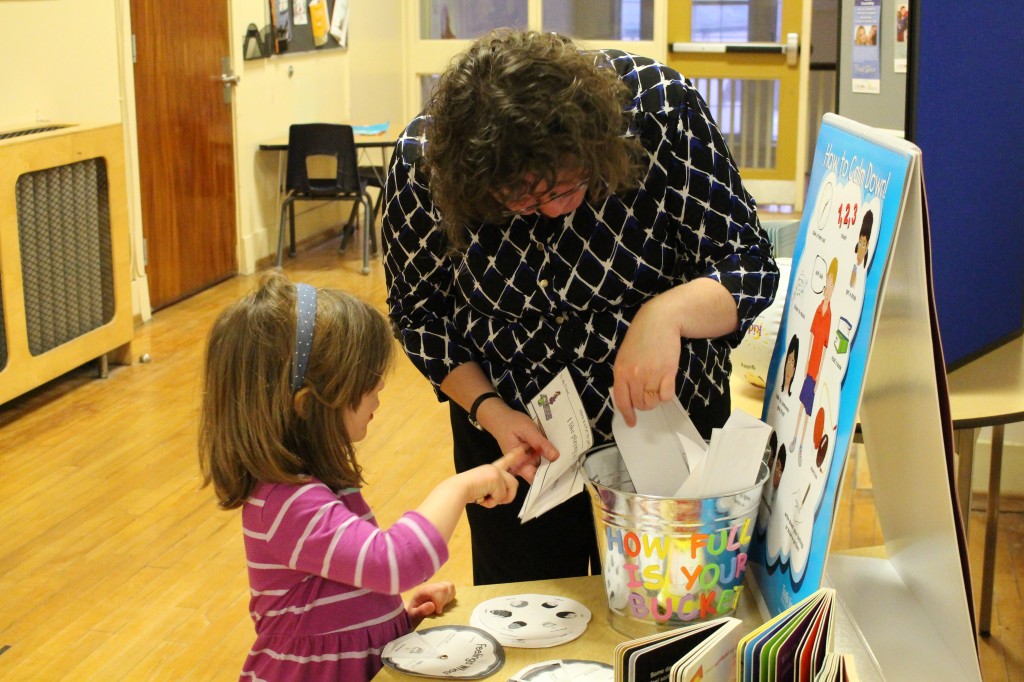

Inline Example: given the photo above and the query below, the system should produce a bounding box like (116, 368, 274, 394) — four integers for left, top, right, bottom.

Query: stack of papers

(517, 367, 773, 521)
(470, 594, 592, 649)
(612, 401, 773, 499)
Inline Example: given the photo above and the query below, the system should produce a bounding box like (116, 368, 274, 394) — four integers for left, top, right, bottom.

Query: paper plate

(508, 659, 613, 681)
(470, 594, 591, 648)
(381, 625, 504, 679)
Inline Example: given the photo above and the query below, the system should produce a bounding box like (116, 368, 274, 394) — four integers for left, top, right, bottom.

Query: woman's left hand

(613, 295, 681, 427)
(613, 278, 738, 426)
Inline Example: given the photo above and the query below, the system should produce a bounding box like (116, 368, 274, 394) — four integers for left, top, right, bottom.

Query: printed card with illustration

(519, 368, 593, 523)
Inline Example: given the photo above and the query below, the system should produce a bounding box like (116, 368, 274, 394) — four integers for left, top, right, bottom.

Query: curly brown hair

(198, 271, 394, 509)
(424, 29, 643, 246)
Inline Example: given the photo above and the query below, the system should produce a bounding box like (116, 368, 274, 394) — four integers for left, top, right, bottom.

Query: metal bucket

(583, 444, 769, 637)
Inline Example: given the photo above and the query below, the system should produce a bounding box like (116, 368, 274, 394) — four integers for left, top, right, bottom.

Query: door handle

(671, 32, 800, 66)
(220, 56, 240, 104)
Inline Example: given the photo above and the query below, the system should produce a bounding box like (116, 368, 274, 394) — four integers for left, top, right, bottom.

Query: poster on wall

(851, 0, 881, 93)
(893, 3, 909, 73)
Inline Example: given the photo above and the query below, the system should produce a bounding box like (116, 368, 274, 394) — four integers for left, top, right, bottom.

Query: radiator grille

(15, 158, 115, 356)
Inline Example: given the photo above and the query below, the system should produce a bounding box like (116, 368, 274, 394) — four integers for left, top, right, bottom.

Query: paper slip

(611, 397, 706, 497)
(675, 410, 773, 498)
(518, 368, 593, 523)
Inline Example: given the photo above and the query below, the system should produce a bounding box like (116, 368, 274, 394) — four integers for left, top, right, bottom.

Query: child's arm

(414, 447, 530, 541)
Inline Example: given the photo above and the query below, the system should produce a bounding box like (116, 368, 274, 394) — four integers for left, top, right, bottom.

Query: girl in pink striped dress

(199, 273, 528, 681)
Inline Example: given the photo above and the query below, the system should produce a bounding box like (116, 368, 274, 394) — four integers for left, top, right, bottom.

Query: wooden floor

(0, 240, 1020, 680)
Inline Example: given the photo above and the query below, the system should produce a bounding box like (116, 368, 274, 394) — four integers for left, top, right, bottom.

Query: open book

(736, 588, 855, 682)
(613, 617, 742, 682)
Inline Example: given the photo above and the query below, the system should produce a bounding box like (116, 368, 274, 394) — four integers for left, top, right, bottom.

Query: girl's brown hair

(198, 272, 394, 509)
(424, 29, 644, 246)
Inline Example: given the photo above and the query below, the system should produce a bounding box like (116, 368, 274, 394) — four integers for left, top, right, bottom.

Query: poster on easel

(747, 113, 980, 680)
(749, 113, 911, 616)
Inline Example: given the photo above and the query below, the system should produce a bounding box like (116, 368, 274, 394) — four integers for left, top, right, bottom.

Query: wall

(0, 0, 148, 320)
(836, 0, 905, 135)
(0, 0, 407, 311)
(230, 0, 405, 274)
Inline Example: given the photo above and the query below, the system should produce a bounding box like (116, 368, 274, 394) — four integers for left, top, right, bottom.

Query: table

(371, 574, 761, 681)
(258, 131, 395, 200)
(946, 333, 1024, 635)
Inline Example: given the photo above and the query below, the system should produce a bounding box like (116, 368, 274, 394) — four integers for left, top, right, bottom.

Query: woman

(382, 29, 779, 585)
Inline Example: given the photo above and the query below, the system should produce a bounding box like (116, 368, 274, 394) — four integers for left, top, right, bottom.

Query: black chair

(342, 161, 389, 245)
(276, 123, 375, 274)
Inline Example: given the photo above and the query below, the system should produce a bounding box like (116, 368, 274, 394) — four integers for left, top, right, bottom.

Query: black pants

(449, 403, 601, 586)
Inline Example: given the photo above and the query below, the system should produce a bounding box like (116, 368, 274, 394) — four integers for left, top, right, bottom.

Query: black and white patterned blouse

(382, 50, 779, 443)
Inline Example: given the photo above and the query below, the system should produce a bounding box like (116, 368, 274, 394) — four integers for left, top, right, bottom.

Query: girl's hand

(462, 446, 533, 508)
(476, 402, 559, 484)
(405, 581, 456, 626)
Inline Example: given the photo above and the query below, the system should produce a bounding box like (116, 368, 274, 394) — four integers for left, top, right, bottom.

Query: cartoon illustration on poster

(749, 120, 913, 616)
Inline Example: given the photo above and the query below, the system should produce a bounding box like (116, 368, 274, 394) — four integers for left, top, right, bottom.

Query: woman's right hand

(475, 400, 559, 483)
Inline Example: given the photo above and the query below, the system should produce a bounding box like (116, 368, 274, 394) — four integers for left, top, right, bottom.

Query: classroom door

(130, 0, 238, 310)
(667, 0, 809, 210)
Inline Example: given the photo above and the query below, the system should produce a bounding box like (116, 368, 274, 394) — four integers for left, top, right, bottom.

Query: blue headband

(291, 283, 318, 393)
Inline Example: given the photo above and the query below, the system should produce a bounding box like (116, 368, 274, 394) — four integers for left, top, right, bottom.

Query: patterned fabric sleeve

(382, 119, 475, 393)
(662, 76, 779, 345)
(254, 483, 449, 595)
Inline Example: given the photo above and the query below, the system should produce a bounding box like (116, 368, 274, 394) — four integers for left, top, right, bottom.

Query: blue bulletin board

(906, 0, 1024, 367)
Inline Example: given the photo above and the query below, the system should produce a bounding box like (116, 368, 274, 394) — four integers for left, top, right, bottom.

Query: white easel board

(747, 113, 980, 680)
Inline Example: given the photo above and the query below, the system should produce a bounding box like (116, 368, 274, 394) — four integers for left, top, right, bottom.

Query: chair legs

(278, 193, 374, 274)
(276, 195, 295, 268)
(340, 191, 377, 275)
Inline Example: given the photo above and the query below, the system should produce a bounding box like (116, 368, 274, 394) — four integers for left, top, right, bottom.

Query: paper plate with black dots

(470, 594, 591, 648)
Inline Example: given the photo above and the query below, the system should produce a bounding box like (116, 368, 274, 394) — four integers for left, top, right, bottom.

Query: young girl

(199, 272, 527, 682)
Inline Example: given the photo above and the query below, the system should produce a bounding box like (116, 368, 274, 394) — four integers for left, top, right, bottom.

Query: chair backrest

(285, 123, 361, 196)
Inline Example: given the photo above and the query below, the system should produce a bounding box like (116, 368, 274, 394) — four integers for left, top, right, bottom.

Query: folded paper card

(518, 368, 594, 523)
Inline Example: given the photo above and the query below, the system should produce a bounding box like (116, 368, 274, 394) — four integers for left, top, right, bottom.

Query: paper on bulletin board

(851, 0, 881, 93)
(893, 2, 909, 73)
(331, 0, 349, 47)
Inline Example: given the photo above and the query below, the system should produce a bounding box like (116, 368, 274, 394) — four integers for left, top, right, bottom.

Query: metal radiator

(0, 123, 134, 405)
(16, 158, 116, 356)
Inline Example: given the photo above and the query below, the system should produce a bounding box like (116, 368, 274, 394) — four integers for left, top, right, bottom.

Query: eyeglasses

(498, 180, 588, 218)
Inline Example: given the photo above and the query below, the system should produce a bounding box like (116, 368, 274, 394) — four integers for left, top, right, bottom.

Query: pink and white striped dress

(238, 479, 448, 681)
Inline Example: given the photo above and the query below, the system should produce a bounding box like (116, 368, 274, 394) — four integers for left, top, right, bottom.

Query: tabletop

(945, 333, 1024, 428)
(371, 574, 762, 681)
(258, 131, 396, 152)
